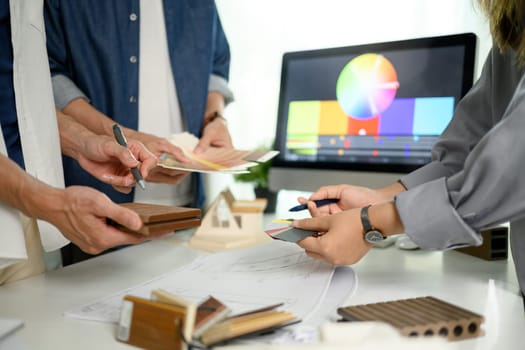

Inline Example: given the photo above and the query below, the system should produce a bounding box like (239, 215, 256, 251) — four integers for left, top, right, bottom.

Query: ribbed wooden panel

(337, 296, 484, 341)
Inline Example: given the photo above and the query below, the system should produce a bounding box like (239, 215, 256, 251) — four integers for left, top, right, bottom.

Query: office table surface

(0, 231, 523, 350)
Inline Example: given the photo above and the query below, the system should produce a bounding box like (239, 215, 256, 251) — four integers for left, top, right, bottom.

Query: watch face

(365, 230, 385, 243)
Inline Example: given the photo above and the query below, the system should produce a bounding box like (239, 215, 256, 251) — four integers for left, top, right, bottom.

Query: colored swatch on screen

(286, 101, 319, 154)
(285, 96, 454, 158)
(336, 53, 399, 119)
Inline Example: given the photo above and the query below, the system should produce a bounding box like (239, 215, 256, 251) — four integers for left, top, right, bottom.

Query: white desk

(0, 229, 523, 350)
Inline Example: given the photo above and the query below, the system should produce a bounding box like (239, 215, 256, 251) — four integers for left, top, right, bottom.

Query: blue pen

(288, 198, 339, 212)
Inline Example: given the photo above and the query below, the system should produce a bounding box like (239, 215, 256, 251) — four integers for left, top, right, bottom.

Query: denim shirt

(44, 0, 232, 206)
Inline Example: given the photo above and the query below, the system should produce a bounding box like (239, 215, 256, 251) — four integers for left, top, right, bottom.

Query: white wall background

(206, 0, 492, 202)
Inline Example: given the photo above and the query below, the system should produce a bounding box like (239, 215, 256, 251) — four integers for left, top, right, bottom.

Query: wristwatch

(360, 205, 386, 244)
(201, 111, 226, 133)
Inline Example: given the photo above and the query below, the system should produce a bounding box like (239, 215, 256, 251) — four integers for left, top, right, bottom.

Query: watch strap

(201, 111, 225, 133)
(360, 205, 386, 243)
(360, 205, 374, 233)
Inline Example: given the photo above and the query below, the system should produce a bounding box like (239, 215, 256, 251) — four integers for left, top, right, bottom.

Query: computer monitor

(269, 33, 476, 192)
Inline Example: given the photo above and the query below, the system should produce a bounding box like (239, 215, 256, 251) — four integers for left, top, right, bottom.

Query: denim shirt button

(129, 96, 137, 103)
(129, 13, 138, 21)
(129, 55, 138, 63)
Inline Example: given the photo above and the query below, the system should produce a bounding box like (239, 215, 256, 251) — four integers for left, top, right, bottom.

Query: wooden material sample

(199, 304, 298, 346)
(193, 296, 231, 338)
(112, 202, 201, 235)
(150, 289, 196, 342)
(337, 296, 484, 341)
(116, 295, 189, 350)
(456, 227, 508, 260)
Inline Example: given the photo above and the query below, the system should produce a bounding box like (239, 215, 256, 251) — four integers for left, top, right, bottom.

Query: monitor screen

(272, 33, 476, 174)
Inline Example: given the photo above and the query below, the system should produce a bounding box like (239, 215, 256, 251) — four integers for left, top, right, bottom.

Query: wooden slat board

(337, 296, 484, 341)
(111, 202, 201, 235)
(120, 202, 201, 223)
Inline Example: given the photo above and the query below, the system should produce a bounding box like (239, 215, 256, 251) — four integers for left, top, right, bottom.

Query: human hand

(146, 166, 191, 185)
(293, 208, 372, 265)
(74, 134, 157, 193)
(293, 201, 403, 265)
(297, 183, 402, 217)
(43, 186, 173, 254)
(132, 132, 191, 184)
(194, 116, 233, 154)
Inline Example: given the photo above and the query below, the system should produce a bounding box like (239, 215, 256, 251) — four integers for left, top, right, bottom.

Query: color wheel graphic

(336, 53, 399, 119)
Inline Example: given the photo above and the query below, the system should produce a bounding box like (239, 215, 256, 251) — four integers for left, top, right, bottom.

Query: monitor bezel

(272, 33, 477, 174)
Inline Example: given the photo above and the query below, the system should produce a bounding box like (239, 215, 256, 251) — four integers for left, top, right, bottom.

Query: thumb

(111, 143, 140, 168)
(194, 136, 212, 154)
(293, 216, 330, 232)
(106, 204, 143, 232)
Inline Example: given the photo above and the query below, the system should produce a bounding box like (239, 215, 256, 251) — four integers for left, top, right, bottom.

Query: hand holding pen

(291, 184, 398, 217)
(112, 124, 146, 190)
(291, 185, 356, 215)
(289, 198, 339, 212)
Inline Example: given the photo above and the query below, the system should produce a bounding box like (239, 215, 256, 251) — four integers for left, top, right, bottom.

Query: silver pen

(112, 124, 146, 190)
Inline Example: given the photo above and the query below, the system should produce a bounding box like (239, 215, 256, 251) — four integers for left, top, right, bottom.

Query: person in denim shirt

(1, 0, 172, 283)
(44, 0, 235, 264)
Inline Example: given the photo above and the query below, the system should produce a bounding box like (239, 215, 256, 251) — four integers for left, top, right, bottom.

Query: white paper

(65, 242, 352, 328)
(238, 266, 358, 345)
(0, 318, 23, 341)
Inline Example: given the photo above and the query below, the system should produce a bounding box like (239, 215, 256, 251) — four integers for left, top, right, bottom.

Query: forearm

(0, 155, 64, 223)
(368, 201, 404, 236)
(200, 91, 227, 134)
(204, 91, 225, 118)
(377, 181, 406, 199)
(62, 98, 115, 137)
(60, 98, 150, 146)
(56, 109, 96, 160)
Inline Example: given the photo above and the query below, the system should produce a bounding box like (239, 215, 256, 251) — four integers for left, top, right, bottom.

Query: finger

(135, 153, 157, 179)
(104, 203, 143, 232)
(297, 196, 308, 204)
(112, 183, 134, 194)
(307, 200, 323, 217)
(155, 141, 189, 162)
(102, 221, 174, 246)
(102, 225, 147, 245)
(101, 142, 152, 183)
(304, 250, 325, 261)
(100, 143, 148, 188)
(194, 136, 212, 154)
(293, 216, 330, 232)
(100, 173, 134, 189)
(296, 235, 323, 255)
(146, 172, 189, 185)
(128, 142, 158, 178)
(208, 135, 233, 149)
(309, 185, 342, 201)
(328, 203, 344, 214)
(106, 142, 140, 168)
(75, 218, 146, 254)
